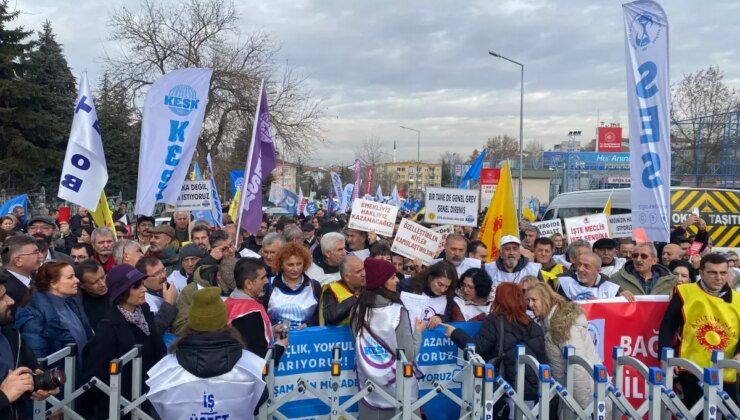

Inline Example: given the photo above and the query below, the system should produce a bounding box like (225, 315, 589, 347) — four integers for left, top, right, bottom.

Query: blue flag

(306, 200, 318, 216)
(230, 170, 244, 199)
(278, 189, 299, 214)
(206, 154, 224, 227)
(458, 149, 486, 188)
(0, 195, 28, 224)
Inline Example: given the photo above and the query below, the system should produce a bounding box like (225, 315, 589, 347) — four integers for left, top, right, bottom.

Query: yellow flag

(88, 191, 117, 239)
(522, 206, 536, 222)
(478, 161, 518, 262)
(412, 207, 425, 222)
(228, 187, 241, 222)
(603, 196, 612, 216)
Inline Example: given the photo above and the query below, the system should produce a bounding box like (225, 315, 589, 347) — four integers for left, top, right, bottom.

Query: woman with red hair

(444, 282, 547, 419)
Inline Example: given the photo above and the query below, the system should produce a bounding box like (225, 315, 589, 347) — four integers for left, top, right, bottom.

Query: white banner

(623, 1, 671, 242)
(608, 213, 633, 238)
(175, 180, 213, 211)
(347, 199, 399, 237)
(424, 187, 479, 227)
(432, 225, 454, 252)
(391, 218, 442, 265)
(480, 185, 496, 208)
(532, 219, 564, 237)
(564, 213, 610, 244)
(135, 68, 213, 216)
(58, 73, 108, 211)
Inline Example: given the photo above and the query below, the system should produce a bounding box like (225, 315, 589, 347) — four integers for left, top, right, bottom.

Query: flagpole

(235, 80, 265, 248)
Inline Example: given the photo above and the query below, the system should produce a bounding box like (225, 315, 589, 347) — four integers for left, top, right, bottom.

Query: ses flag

(236, 81, 277, 234)
(58, 73, 108, 211)
(136, 68, 213, 216)
(623, 1, 671, 242)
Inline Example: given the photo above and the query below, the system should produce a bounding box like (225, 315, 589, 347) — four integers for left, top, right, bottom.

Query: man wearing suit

(0, 235, 43, 303)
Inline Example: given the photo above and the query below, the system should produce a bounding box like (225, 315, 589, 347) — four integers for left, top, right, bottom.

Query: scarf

(699, 279, 728, 298)
(117, 305, 150, 335)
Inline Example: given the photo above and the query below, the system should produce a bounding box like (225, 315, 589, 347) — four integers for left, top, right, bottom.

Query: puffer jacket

(173, 264, 222, 335)
(610, 260, 676, 295)
(541, 301, 610, 415)
(451, 313, 548, 400)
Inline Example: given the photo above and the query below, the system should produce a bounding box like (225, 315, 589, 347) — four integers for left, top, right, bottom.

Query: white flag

(375, 185, 383, 202)
(268, 183, 285, 205)
(58, 73, 108, 211)
(389, 185, 401, 206)
(135, 68, 213, 216)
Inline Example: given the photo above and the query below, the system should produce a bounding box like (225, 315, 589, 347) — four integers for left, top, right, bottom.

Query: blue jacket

(15, 292, 93, 360)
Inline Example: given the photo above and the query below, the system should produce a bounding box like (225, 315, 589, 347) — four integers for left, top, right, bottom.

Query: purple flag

(237, 81, 276, 234)
(351, 159, 362, 202)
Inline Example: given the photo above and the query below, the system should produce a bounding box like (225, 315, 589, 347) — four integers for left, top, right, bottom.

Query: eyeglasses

(631, 253, 652, 260)
(149, 268, 166, 277)
(17, 250, 42, 257)
(403, 265, 416, 271)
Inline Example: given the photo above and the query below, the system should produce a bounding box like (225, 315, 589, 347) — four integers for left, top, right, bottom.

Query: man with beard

(135, 215, 155, 253)
(0, 236, 43, 304)
(432, 234, 483, 277)
(91, 227, 116, 272)
(241, 220, 269, 254)
(147, 225, 180, 276)
(0, 276, 59, 418)
(26, 216, 73, 264)
(225, 258, 288, 359)
(592, 238, 626, 278)
(190, 224, 211, 253)
(556, 252, 622, 301)
(484, 235, 542, 288)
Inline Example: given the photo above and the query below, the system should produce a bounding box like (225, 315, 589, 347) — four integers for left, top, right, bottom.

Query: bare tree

(440, 151, 461, 187)
(485, 135, 520, 162)
(524, 139, 544, 169)
(104, 0, 324, 164)
(671, 66, 739, 184)
(355, 135, 389, 167)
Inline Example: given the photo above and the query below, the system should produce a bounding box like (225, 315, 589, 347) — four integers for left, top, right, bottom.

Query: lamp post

(488, 50, 524, 216)
(400, 126, 421, 198)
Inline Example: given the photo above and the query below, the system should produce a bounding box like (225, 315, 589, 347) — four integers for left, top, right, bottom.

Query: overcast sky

(14, 0, 740, 166)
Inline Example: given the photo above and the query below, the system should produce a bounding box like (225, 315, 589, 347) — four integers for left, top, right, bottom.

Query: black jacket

(451, 313, 548, 400)
(82, 304, 166, 419)
(311, 245, 339, 275)
(0, 269, 29, 306)
(320, 280, 358, 326)
(0, 325, 37, 420)
(79, 291, 111, 331)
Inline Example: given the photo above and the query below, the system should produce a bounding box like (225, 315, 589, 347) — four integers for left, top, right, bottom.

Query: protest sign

(174, 180, 213, 211)
(432, 225, 454, 253)
(581, 296, 669, 408)
(392, 218, 442, 265)
(424, 187, 479, 227)
(347, 199, 398, 237)
(479, 168, 500, 207)
(608, 213, 632, 238)
(563, 213, 610, 244)
(532, 219, 563, 237)
(400, 291, 430, 326)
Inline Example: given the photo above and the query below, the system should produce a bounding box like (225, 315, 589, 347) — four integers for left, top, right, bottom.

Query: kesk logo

(694, 318, 732, 352)
(627, 12, 662, 50)
(164, 84, 200, 117)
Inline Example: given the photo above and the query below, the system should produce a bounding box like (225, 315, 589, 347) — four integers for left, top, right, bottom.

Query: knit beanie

(188, 287, 228, 332)
(363, 258, 397, 290)
(179, 243, 205, 263)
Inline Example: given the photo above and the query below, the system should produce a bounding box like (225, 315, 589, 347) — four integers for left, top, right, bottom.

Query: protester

(521, 224, 539, 255)
(190, 224, 211, 252)
(444, 283, 548, 419)
(174, 256, 237, 335)
(451, 268, 492, 322)
(320, 255, 365, 326)
(69, 243, 93, 265)
(0, 235, 43, 303)
(27, 215, 74, 264)
(147, 287, 267, 419)
(91, 227, 116, 272)
(207, 229, 237, 261)
(83, 264, 166, 419)
(260, 232, 285, 277)
(526, 282, 609, 415)
(661, 243, 684, 267)
(557, 239, 591, 272)
(433, 234, 482, 277)
(533, 237, 565, 289)
(668, 259, 697, 285)
(350, 257, 424, 418)
(484, 235, 542, 287)
(592, 238, 625, 278)
(0, 214, 16, 235)
(147, 224, 180, 275)
(659, 253, 740, 408)
(265, 242, 322, 328)
(283, 225, 304, 247)
(391, 253, 405, 274)
(167, 243, 204, 292)
(227, 258, 289, 359)
(345, 228, 370, 260)
(407, 261, 457, 329)
(171, 211, 191, 244)
(467, 240, 488, 262)
(368, 242, 392, 262)
(0, 276, 59, 419)
(112, 238, 144, 267)
(556, 252, 622, 301)
(302, 222, 317, 250)
(610, 243, 676, 299)
(619, 238, 635, 261)
(243, 220, 269, 254)
(551, 233, 566, 255)
(306, 232, 346, 285)
(135, 215, 155, 253)
(135, 257, 178, 335)
(74, 259, 110, 331)
(15, 262, 93, 362)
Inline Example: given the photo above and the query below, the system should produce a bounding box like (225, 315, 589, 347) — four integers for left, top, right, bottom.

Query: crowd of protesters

(0, 201, 738, 419)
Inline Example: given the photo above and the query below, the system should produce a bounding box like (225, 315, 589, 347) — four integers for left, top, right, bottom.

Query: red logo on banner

(480, 168, 500, 185)
(597, 127, 623, 152)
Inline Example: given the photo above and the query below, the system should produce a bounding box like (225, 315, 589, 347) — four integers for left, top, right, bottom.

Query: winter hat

(363, 257, 397, 290)
(149, 224, 176, 239)
(188, 287, 228, 332)
(179, 243, 205, 263)
(107, 264, 148, 303)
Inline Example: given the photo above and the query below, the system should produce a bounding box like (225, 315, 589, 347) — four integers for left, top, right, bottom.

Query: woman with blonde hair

(526, 282, 608, 415)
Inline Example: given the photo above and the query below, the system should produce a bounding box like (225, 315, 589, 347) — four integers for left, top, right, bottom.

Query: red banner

(597, 126, 623, 152)
(366, 167, 373, 195)
(581, 296, 669, 407)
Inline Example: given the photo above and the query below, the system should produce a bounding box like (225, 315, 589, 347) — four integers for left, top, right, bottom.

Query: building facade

(375, 161, 442, 198)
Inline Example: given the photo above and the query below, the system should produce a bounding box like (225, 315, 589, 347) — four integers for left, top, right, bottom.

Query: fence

(29, 340, 740, 419)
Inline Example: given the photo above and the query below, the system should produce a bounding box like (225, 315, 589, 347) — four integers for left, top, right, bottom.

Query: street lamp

(400, 126, 421, 198)
(488, 50, 524, 216)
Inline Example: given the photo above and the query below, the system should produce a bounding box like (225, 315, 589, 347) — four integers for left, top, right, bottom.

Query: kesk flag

(89, 191, 117, 239)
(58, 73, 108, 211)
(340, 184, 354, 213)
(236, 81, 277, 235)
(136, 68, 213, 216)
(330, 172, 343, 200)
(478, 161, 518, 262)
(623, 1, 671, 242)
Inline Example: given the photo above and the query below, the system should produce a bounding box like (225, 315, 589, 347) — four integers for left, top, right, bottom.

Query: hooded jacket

(609, 260, 676, 295)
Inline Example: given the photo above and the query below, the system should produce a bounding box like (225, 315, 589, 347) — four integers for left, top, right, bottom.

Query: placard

(479, 168, 501, 207)
(347, 199, 398, 237)
(563, 213, 610, 244)
(432, 225, 454, 253)
(424, 187, 479, 227)
(532, 219, 563, 237)
(391, 218, 442, 265)
(175, 180, 213, 211)
(608, 213, 632, 238)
